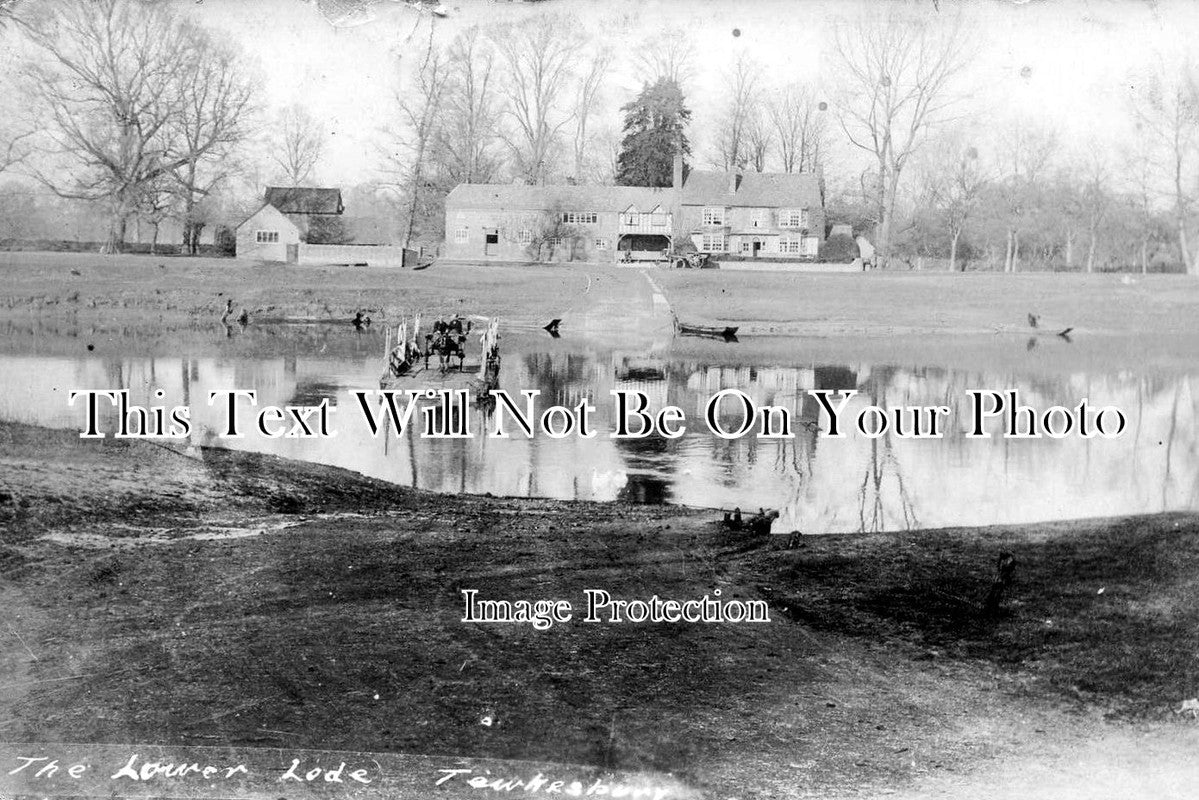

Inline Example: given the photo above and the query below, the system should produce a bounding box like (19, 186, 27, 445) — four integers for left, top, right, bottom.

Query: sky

(7, 0, 1199, 188)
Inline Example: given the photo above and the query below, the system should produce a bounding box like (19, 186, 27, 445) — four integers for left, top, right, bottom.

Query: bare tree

(744, 109, 772, 172)
(635, 27, 696, 88)
(993, 119, 1056, 272)
(0, 63, 29, 175)
(1122, 136, 1162, 274)
(436, 26, 502, 185)
(0, 0, 18, 28)
(17, 0, 225, 252)
(1077, 150, 1112, 273)
(529, 199, 581, 262)
(833, 10, 970, 268)
(135, 177, 176, 255)
(766, 83, 827, 173)
(491, 16, 581, 184)
(0, 129, 30, 176)
(273, 104, 324, 187)
(1132, 59, 1199, 275)
(172, 26, 257, 255)
(1049, 169, 1084, 270)
(392, 33, 449, 248)
(572, 44, 613, 183)
(921, 133, 987, 271)
(591, 124, 621, 185)
(713, 53, 762, 171)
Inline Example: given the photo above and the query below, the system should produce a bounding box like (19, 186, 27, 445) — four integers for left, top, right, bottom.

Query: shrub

(819, 233, 859, 262)
(305, 215, 354, 245)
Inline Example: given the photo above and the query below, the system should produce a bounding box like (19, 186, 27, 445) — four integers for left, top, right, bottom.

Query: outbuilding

(234, 187, 345, 263)
(234, 203, 303, 263)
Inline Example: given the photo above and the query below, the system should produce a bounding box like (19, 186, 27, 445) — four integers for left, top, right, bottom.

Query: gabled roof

(264, 186, 344, 215)
(234, 202, 302, 232)
(283, 213, 311, 236)
(446, 183, 675, 212)
(681, 171, 822, 208)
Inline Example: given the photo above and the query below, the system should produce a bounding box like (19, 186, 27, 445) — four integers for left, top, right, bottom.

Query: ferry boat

(379, 314, 501, 394)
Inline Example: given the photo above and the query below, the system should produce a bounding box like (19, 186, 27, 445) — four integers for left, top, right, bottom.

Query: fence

(298, 244, 413, 268)
(714, 259, 863, 273)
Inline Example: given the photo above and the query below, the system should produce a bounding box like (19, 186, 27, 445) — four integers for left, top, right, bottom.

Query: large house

(235, 187, 345, 262)
(442, 157, 824, 263)
(443, 183, 677, 263)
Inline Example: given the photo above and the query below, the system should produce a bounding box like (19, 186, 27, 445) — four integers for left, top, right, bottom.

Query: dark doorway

(617, 234, 671, 262)
(484, 230, 499, 256)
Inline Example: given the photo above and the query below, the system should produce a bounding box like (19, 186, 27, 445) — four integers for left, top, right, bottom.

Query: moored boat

(677, 323, 739, 340)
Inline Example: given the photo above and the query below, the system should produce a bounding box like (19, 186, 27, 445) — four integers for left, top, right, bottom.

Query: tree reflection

(855, 371, 919, 534)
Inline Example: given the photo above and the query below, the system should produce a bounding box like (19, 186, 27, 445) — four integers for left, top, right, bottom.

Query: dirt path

(893, 721, 1199, 800)
(557, 266, 672, 341)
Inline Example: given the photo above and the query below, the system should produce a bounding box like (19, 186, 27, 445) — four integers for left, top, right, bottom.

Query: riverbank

(654, 268, 1199, 338)
(7, 252, 1199, 341)
(6, 252, 1199, 376)
(0, 252, 590, 330)
(2, 421, 1197, 799)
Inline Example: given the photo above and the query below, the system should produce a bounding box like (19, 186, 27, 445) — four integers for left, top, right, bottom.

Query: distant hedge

(0, 239, 231, 256)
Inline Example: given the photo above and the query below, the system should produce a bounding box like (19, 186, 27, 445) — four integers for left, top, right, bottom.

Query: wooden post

(983, 551, 1017, 617)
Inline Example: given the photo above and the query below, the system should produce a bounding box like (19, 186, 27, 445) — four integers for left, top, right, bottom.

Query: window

(547, 237, 563, 247)
(594, 238, 608, 250)
(560, 212, 598, 225)
(740, 240, 753, 254)
(780, 238, 802, 254)
(650, 213, 667, 227)
(455, 227, 469, 244)
(700, 234, 726, 252)
(778, 208, 809, 229)
(517, 229, 532, 245)
(255, 230, 279, 243)
(702, 207, 725, 226)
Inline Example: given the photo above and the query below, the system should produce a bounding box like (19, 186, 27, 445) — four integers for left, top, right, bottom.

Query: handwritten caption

(0, 744, 692, 799)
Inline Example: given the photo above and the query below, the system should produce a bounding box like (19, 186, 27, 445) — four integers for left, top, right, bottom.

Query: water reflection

(2, 345, 1196, 534)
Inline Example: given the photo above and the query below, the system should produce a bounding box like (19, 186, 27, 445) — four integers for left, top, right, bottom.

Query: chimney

(672, 152, 684, 189)
(728, 170, 742, 194)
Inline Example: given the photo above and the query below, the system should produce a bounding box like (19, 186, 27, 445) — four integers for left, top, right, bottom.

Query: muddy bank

(2, 421, 1198, 798)
(0, 421, 685, 544)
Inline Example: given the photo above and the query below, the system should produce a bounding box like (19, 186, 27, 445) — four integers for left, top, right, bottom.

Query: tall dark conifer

(615, 78, 692, 187)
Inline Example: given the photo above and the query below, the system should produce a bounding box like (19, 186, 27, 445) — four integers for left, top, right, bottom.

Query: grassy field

(6, 252, 1199, 340)
(2, 422, 1199, 798)
(0, 252, 589, 328)
(655, 268, 1199, 337)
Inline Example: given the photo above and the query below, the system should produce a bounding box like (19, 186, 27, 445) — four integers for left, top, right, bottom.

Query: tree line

(1, 0, 1199, 273)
